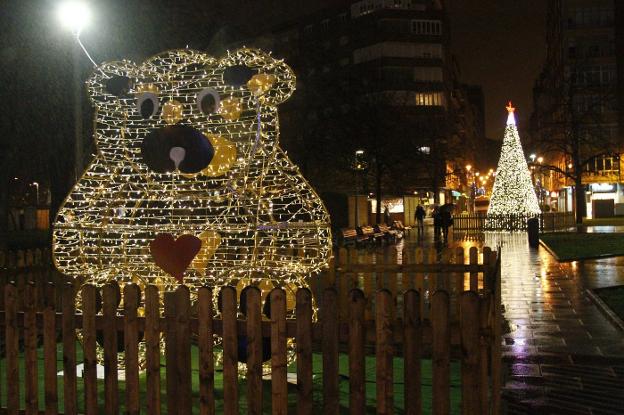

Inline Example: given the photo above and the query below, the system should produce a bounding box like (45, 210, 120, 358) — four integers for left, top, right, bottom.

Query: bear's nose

(140, 125, 214, 174)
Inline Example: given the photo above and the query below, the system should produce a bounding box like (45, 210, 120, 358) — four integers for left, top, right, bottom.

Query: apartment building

(532, 0, 623, 217)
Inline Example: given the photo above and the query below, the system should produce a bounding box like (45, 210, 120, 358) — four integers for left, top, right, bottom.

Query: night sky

(449, 0, 548, 140)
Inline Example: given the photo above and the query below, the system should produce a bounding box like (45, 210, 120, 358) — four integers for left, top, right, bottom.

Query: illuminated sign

(591, 183, 616, 193)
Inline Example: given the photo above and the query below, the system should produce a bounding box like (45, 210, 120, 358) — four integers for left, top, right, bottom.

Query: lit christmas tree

(487, 102, 541, 215)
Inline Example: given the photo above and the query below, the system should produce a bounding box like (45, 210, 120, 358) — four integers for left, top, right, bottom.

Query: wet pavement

(445, 229, 624, 414)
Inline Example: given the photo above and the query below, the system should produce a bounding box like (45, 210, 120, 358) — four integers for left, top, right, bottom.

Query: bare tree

(531, 60, 619, 226)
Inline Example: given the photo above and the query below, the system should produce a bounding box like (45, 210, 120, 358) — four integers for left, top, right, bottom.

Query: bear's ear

(220, 48, 295, 105)
(86, 60, 137, 106)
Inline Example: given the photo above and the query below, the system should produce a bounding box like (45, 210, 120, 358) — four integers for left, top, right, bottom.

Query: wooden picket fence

(452, 212, 575, 232)
(0, 244, 501, 414)
(0, 247, 51, 269)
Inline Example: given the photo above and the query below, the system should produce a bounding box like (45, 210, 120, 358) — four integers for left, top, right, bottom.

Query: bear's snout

(140, 125, 214, 174)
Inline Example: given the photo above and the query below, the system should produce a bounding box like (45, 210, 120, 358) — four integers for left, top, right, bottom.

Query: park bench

(359, 225, 385, 245)
(340, 228, 370, 247)
(375, 224, 400, 243)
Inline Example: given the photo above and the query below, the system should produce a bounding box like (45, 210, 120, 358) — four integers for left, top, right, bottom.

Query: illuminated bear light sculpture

(53, 48, 332, 302)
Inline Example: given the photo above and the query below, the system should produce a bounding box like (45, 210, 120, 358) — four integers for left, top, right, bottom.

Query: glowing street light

(57, 1, 91, 36)
(465, 164, 472, 172)
(529, 154, 536, 163)
(537, 156, 544, 164)
(31, 182, 40, 206)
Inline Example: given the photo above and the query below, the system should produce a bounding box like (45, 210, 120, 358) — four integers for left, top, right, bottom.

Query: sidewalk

(451, 232, 624, 414)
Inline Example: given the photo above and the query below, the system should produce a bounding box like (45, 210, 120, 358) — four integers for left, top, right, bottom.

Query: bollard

(527, 217, 539, 247)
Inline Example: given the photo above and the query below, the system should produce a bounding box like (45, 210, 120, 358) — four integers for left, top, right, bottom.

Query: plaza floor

(411, 227, 624, 414)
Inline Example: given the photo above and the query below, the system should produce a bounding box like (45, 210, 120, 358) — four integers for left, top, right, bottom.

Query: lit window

(415, 92, 445, 107)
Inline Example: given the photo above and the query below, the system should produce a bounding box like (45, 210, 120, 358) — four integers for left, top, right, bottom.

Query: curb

(538, 240, 560, 261)
(586, 288, 624, 331)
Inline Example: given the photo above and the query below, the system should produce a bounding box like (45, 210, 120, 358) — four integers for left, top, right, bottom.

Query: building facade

(532, 0, 623, 218)
(218, 0, 484, 225)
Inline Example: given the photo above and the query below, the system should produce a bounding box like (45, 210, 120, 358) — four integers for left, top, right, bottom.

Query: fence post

(482, 247, 492, 292)
(103, 282, 119, 415)
(322, 288, 339, 414)
(24, 283, 38, 415)
(198, 287, 215, 415)
(492, 255, 502, 415)
(455, 247, 465, 295)
(4, 284, 19, 415)
(349, 289, 366, 415)
(124, 284, 141, 415)
(63, 282, 78, 415)
(221, 286, 239, 415)
(177, 286, 193, 415)
(479, 293, 493, 412)
(376, 289, 394, 415)
(338, 247, 349, 321)
(431, 290, 450, 415)
(469, 247, 479, 292)
(404, 289, 422, 415)
(246, 286, 263, 415)
(43, 282, 58, 415)
(145, 285, 162, 415)
(460, 292, 481, 415)
(296, 288, 313, 415)
(82, 284, 98, 415)
(271, 288, 288, 415)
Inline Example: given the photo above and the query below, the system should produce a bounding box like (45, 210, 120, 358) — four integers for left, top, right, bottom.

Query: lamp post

(57, 1, 91, 182)
(465, 164, 474, 213)
(352, 150, 368, 227)
(31, 182, 39, 206)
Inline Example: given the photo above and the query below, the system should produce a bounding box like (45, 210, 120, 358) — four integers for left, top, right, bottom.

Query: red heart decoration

(149, 233, 202, 283)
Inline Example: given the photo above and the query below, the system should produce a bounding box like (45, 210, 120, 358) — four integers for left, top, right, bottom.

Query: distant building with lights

(215, 0, 485, 226)
(531, 0, 624, 218)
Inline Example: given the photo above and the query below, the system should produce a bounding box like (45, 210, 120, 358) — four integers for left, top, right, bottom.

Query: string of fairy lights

(53, 48, 332, 306)
(488, 103, 541, 216)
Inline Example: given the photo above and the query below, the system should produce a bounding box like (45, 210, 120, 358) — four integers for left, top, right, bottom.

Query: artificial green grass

(1, 344, 461, 413)
(583, 217, 624, 226)
(595, 285, 624, 321)
(540, 232, 624, 261)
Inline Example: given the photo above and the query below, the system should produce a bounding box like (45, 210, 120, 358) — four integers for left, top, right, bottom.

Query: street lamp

(352, 150, 368, 227)
(31, 182, 39, 206)
(465, 165, 474, 213)
(57, 1, 92, 182)
(57, 1, 90, 35)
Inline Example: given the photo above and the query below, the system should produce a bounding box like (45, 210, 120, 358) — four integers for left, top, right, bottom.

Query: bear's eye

(136, 92, 159, 119)
(197, 88, 220, 115)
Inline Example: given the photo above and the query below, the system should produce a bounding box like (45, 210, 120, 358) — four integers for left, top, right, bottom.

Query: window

(351, 0, 425, 18)
(414, 66, 443, 82)
(320, 19, 330, 31)
(585, 155, 619, 174)
(411, 19, 442, 35)
(337, 13, 348, 23)
(415, 92, 445, 106)
(304, 24, 314, 35)
(353, 42, 443, 63)
(575, 65, 616, 86)
(339, 35, 349, 45)
(569, 7, 614, 28)
(339, 57, 350, 66)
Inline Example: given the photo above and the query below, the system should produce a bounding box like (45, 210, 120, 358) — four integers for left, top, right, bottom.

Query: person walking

(441, 206, 453, 243)
(383, 205, 391, 224)
(433, 206, 442, 240)
(415, 204, 425, 237)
